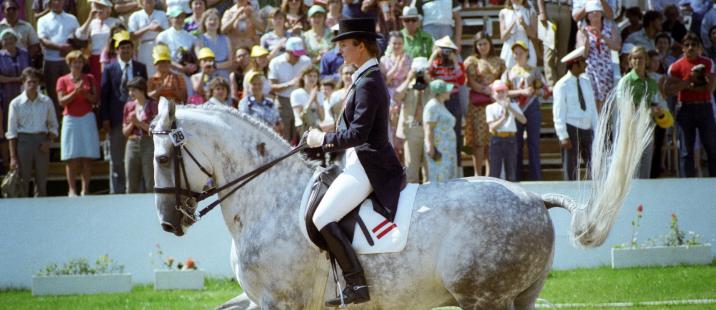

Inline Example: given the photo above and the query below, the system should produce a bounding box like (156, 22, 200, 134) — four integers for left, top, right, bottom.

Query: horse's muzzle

(161, 221, 185, 236)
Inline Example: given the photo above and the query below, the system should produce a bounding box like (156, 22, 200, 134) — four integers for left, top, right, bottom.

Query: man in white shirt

(156, 6, 196, 96)
(414, 0, 462, 51)
(0, 0, 41, 58)
(36, 0, 79, 119)
(268, 37, 312, 142)
(552, 46, 599, 180)
(5, 68, 58, 197)
(128, 0, 169, 77)
(486, 80, 526, 182)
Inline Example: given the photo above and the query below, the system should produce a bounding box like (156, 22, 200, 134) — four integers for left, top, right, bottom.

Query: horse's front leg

(215, 292, 259, 310)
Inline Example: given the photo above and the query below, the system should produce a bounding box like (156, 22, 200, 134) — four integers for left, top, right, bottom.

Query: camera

(413, 70, 427, 90)
(690, 64, 707, 87)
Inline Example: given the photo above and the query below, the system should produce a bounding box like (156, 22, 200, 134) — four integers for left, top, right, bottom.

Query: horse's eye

(157, 155, 169, 165)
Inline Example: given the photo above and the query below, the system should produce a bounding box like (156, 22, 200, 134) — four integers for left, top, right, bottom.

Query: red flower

(672, 213, 677, 221)
(185, 258, 196, 270)
(637, 204, 643, 215)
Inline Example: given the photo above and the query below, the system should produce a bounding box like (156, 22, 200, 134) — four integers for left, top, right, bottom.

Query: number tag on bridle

(169, 128, 187, 146)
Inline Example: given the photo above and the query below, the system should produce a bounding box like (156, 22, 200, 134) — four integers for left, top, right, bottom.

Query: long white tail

(543, 85, 655, 248)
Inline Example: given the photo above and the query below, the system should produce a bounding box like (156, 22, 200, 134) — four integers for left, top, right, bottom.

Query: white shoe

(68, 191, 78, 197)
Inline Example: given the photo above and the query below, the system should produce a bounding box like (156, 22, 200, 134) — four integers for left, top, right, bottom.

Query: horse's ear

(158, 97, 176, 121)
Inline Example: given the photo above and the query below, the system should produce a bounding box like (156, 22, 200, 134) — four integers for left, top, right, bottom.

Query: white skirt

(61, 113, 101, 160)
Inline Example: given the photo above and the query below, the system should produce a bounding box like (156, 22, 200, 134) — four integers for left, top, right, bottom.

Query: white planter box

(154, 269, 205, 290)
(611, 244, 712, 268)
(32, 273, 132, 296)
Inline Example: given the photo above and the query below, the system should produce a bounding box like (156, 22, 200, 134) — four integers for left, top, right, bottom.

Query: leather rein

(152, 121, 307, 222)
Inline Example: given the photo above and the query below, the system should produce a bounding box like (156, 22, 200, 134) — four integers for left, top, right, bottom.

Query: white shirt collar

(117, 58, 132, 70)
(19, 90, 41, 103)
(351, 58, 379, 85)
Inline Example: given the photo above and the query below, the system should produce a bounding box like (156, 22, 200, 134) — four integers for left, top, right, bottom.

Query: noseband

(152, 121, 307, 221)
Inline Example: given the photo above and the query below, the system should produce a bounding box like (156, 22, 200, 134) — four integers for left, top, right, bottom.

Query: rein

(152, 121, 307, 221)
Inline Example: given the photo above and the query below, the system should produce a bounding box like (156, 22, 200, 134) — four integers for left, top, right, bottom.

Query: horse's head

(151, 98, 214, 236)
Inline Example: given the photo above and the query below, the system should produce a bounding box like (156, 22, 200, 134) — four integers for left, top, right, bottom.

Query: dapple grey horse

(151, 87, 653, 309)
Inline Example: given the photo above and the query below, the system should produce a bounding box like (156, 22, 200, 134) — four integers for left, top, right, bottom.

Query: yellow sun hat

(198, 47, 216, 60)
(153, 45, 171, 64)
(113, 31, 132, 48)
(250, 45, 269, 58)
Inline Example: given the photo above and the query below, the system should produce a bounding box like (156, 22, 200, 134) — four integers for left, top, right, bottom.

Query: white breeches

(312, 148, 373, 230)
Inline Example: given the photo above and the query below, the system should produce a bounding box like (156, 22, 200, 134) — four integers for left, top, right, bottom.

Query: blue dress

(423, 98, 458, 182)
(200, 34, 231, 82)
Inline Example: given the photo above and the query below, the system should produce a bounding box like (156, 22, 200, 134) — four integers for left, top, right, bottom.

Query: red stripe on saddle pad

(376, 224, 397, 239)
(372, 219, 390, 233)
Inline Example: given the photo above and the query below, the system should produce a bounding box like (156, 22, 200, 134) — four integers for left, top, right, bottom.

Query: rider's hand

(306, 129, 325, 148)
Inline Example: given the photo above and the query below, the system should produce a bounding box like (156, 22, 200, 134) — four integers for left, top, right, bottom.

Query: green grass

(1, 263, 715, 309)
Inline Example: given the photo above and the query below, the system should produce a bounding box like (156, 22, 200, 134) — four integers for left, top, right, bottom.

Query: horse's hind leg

(215, 292, 259, 310)
(512, 249, 552, 310)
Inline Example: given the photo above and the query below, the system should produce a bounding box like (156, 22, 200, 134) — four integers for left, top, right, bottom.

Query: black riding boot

(320, 222, 370, 307)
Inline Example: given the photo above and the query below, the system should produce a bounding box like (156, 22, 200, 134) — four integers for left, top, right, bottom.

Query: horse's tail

(543, 85, 654, 248)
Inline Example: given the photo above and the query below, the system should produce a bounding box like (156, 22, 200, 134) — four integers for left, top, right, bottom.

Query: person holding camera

(423, 79, 458, 182)
(428, 36, 466, 167)
(189, 47, 219, 104)
(156, 6, 197, 95)
(486, 80, 526, 182)
(75, 0, 120, 87)
(393, 57, 431, 183)
(665, 33, 716, 177)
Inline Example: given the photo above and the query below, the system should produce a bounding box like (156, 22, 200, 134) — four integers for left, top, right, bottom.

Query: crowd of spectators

(2, 0, 716, 198)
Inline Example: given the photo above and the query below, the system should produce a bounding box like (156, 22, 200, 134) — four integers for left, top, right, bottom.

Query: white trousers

(312, 148, 373, 230)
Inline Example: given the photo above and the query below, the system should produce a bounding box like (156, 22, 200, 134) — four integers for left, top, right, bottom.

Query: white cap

(434, 36, 458, 50)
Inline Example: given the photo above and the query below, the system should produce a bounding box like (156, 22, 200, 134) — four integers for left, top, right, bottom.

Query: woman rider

(305, 18, 406, 307)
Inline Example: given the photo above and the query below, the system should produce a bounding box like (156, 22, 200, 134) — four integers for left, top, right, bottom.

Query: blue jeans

(677, 103, 716, 177)
(444, 92, 463, 167)
(489, 136, 518, 182)
(516, 99, 542, 180)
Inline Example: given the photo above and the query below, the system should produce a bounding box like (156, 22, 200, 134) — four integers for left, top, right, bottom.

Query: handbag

(1, 169, 23, 198)
(470, 90, 493, 107)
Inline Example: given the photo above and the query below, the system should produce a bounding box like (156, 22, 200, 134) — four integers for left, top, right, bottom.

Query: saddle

(304, 165, 375, 252)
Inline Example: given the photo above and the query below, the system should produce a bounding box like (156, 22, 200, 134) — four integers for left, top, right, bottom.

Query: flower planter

(31, 273, 132, 296)
(154, 269, 205, 290)
(611, 244, 712, 268)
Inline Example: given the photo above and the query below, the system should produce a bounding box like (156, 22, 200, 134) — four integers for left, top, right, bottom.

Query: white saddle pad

(299, 170, 419, 254)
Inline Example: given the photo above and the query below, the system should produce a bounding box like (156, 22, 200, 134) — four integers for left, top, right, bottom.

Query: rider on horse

(306, 18, 406, 307)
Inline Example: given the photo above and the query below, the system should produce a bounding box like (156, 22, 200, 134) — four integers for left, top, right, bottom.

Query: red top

(429, 58, 466, 94)
(56, 74, 96, 116)
(668, 56, 715, 103)
(123, 99, 158, 137)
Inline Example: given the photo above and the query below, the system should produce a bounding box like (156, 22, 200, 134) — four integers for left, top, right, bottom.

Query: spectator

(414, 0, 462, 50)
(625, 10, 663, 52)
(189, 47, 219, 104)
(464, 31, 505, 177)
(665, 33, 716, 177)
(101, 31, 148, 194)
(319, 25, 344, 82)
(157, 6, 197, 78)
(399, 6, 433, 59)
(486, 80, 526, 182)
(0, 28, 28, 172)
(184, 0, 205, 36)
(326, 63, 356, 123)
(281, 0, 308, 34)
(290, 66, 324, 136)
(655, 32, 679, 71)
(148, 44, 187, 103)
(221, 0, 263, 50)
(428, 36, 465, 167)
(663, 5, 688, 44)
(647, 49, 672, 177)
(700, 2, 716, 49)
(504, 40, 544, 180)
(621, 7, 643, 42)
(99, 24, 128, 72)
(381, 31, 412, 99)
(241, 45, 271, 99)
(576, 3, 621, 110)
(393, 58, 431, 183)
(260, 8, 288, 61)
(239, 71, 282, 132)
(205, 76, 233, 107)
(552, 46, 598, 180)
(319, 77, 337, 130)
(706, 26, 716, 60)
(303, 5, 333, 61)
(5, 67, 58, 197)
(229, 47, 250, 101)
(194, 8, 232, 82)
(572, 0, 614, 22)
(618, 46, 674, 178)
(0, 0, 41, 62)
(76, 0, 121, 86)
(325, 0, 343, 28)
(423, 79, 457, 182)
(56, 51, 100, 197)
(268, 36, 312, 142)
(37, 0, 80, 120)
(499, 0, 537, 68)
(122, 77, 157, 193)
(128, 0, 169, 77)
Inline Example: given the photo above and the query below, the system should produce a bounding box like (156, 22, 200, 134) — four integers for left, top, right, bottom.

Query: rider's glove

(307, 129, 325, 148)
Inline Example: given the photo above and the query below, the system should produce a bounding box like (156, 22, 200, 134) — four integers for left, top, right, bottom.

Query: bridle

(152, 120, 307, 222)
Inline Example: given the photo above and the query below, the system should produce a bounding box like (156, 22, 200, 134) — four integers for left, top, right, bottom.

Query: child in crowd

(486, 80, 526, 182)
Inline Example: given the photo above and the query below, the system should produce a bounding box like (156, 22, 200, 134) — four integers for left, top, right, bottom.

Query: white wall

(1, 179, 714, 288)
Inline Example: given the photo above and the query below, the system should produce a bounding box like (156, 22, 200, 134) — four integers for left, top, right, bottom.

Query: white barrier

(0, 178, 714, 288)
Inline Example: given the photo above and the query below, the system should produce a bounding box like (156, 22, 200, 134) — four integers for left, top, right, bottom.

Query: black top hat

(331, 18, 380, 42)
